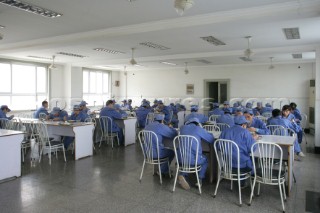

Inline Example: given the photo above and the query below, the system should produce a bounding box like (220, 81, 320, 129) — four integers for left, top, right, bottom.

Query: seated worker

(157, 100, 179, 128)
(223, 101, 233, 114)
(0, 105, 14, 120)
(232, 102, 241, 114)
(175, 103, 186, 112)
(208, 102, 224, 117)
(114, 104, 128, 118)
(121, 99, 129, 110)
(234, 108, 243, 117)
(178, 117, 214, 189)
(128, 99, 133, 111)
(64, 105, 89, 149)
(34, 100, 49, 118)
(282, 104, 304, 146)
(79, 101, 90, 114)
(185, 105, 208, 124)
(243, 109, 270, 135)
(267, 108, 305, 157)
(151, 99, 158, 108)
(216, 108, 235, 127)
(100, 100, 124, 145)
(245, 102, 253, 109)
(219, 116, 257, 176)
(136, 102, 153, 128)
(144, 114, 178, 175)
(48, 107, 68, 121)
(253, 102, 263, 116)
(289, 102, 303, 144)
(261, 103, 273, 116)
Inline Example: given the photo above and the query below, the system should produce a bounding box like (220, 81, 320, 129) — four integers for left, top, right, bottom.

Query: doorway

(204, 80, 230, 111)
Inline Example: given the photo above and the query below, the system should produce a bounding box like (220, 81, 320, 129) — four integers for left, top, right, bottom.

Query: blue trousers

(116, 128, 124, 145)
(294, 138, 301, 153)
(63, 136, 74, 149)
(181, 154, 208, 180)
(158, 148, 175, 174)
(297, 130, 303, 144)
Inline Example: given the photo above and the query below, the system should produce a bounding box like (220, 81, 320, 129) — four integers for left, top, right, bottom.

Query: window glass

(12, 64, 36, 94)
(0, 63, 11, 92)
(83, 71, 89, 93)
(37, 67, 46, 93)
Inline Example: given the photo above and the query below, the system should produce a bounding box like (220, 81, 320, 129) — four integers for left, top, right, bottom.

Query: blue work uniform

(185, 112, 208, 124)
(100, 107, 124, 145)
(267, 116, 302, 153)
(284, 114, 303, 144)
(136, 107, 153, 128)
(248, 118, 270, 135)
(160, 105, 179, 127)
(179, 124, 214, 179)
(261, 107, 273, 115)
(34, 106, 49, 118)
(0, 110, 12, 120)
(253, 107, 263, 116)
(144, 121, 178, 173)
(208, 108, 224, 116)
(216, 114, 235, 127)
(219, 125, 256, 169)
(48, 110, 68, 121)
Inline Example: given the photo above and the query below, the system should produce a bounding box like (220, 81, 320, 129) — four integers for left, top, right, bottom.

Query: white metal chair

(37, 122, 66, 165)
(213, 139, 252, 206)
(262, 112, 272, 118)
(255, 115, 268, 124)
(172, 135, 202, 194)
(266, 125, 286, 135)
(215, 123, 230, 132)
(39, 112, 47, 120)
(249, 142, 286, 212)
(0, 118, 13, 129)
(209, 114, 220, 123)
(203, 124, 220, 133)
(145, 112, 155, 126)
(99, 116, 119, 149)
(300, 113, 308, 144)
(138, 130, 171, 184)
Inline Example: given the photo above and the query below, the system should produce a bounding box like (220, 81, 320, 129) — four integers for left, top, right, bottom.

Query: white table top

(258, 135, 295, 146)
(0, 129, 24, 137)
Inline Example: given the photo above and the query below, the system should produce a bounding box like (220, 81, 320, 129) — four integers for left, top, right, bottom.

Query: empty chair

(215, 123, 230, 132)
(213, 139, 252, 206)
(249, 142, 286, 212)
(99, 116, 119, 149)
(172, 135, 202, 194)
(209, 114, 220, 123)
(37, 122, 66, 165)
(266, 125, 286, 135)
(138, 130, 171, 184)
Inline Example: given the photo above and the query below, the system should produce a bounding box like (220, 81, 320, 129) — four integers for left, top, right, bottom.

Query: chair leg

(278, 183, 285, 212)
(158, 164, 162, 184)
(111, 136, 114, 149)
(231, 179, 233, 191)
(213, 176, 221, 197)
(21, 147, 24, 163)
(238, 178, 242, 206)
(257, 182, 261, 196)
(49, 149, 51, 165)
(167, 161, 171, 178)
(39, 148, 43, 163)
(139, 161, 145, 182)
(293, 172, 297, 183)
(249, 178, 256, 205)
(195, 171, 202, 195)
(303, 132, 307, 144)
(172, 167, 179, 192)
(62, 147, 66, 162)
(282, 182, 287, 201)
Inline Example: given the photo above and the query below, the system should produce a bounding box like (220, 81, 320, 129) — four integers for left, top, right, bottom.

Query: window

(83, 69, 110, 107)
(0, 62, 48, 110)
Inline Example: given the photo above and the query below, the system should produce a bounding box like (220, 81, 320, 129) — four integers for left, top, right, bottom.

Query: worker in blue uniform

(114, 104, 128, 118)
(219, 116, 257, 171)
(0, 105, 14, 120)
(152, 99, 158, 108)
(79, 100, 90, 114)
(121, 99, 128, 110)
(208, 103, 224, 116)
(261, 103, 273, 116)
(63, 105, 89, 149)
(128, 99, 133, 111)
(289, 102, 303, 144)
(34, 100, 49, 118)
(157, 100, 179, 127)
(245, 102, 253, 109)
(144, 114, 178, 174)
(48, 107, 68, 121)
(100, 100, 124, 145)
(177, 117, 214, 189)
(216, 108, 235, 127)
(185, 105, 208, 124)
(253, 102, 263, 116)
(267, 108, 305, 157)
(223, 101, 233, 114)
(136, 102, 153, 128)
(243, 109, 270, 135)
(232, 102, 241, 114)
(234, 108, 243, 117)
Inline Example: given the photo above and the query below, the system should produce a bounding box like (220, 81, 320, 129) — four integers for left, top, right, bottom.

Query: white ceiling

(0, 0, 319, 71)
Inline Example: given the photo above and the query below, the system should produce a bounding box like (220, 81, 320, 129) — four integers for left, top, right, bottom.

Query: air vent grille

(200, 36, 226, 46)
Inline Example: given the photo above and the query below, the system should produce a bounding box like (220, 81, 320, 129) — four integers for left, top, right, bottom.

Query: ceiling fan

(48, 55, 57, 69)
(129, 48, 137, 65)
(243, 36, 254, 61)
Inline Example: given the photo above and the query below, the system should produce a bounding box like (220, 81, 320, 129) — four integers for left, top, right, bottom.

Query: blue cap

(1, 105, 11, 112)
(122, 99, 127, 103)
(246, 102, 252, 108)
(257, 102, 262, 107)
(114, 104, 121, 109)
(234, 116, 250, 125)
(233, 103, 239, 107)
(244, 109, 254, 115)
(153, 99, 158, 103)
(235, 108, 243, 113)
(223, 108, 232, 114)
(73, 105, 80, 110)
(79, 101, 88, 106)
(191, 105, 199, 112)
(154, 114, 165, 121)
(170, 103, 174, 106)
(265, 103, 272, 107)
(157, 100, 163, 104)
(223, 101, 230, 105)
(141, 102, 148, 107)
(128, 99, 132, 102)
(185, 117, 201, 125)
(213, 102, 219, 107)
(52, 107, 61, 114)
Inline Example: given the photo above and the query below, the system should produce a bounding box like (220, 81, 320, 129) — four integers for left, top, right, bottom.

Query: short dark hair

(289, 102, 297, 110)
(42, 100, 48, 106)
(282, 105, 291, 112)
(106, 100, 114, 106)
(272, 109, 281, 117)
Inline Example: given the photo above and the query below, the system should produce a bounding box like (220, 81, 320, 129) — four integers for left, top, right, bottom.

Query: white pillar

(315, 46, 320, 153)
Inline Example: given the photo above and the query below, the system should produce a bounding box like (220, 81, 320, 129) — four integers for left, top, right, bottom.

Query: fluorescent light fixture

(28, 55, 52, 60)
(200, 36, 226, 46)
(139, 42, 170, 50)
(283, 28, 300, 40)
(160, 61, 177, 66)
(196, 59, 212, 64)
(57, 52, 87, 58)
(0, 25, 5, 28)
(292, 53, 302, 59)
(239, 56, 252, 62)
(0, 0, 62, 18)
(93, 48, 125, 54)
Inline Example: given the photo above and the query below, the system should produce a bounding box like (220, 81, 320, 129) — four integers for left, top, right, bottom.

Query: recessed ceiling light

(57, 52, 87, 58)
(139, 42, 170, 50)
(239, 56, 252, 62)
(160, 61, 177, 66)
(200, 36, 226, 46)
(0, 25, 5, 28)
(283, 28, 300, 40)
(0, 0, 62, 18)
(93, 48, 125, 54)
(27, 55, 52, 60)
(292, 53, 302, 59)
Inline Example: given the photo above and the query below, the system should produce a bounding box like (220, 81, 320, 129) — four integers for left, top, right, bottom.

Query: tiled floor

(0, 134, 319, 213)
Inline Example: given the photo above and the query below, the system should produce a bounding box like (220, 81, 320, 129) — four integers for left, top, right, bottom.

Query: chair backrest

(209, 114, 220, 123)
(251, 142, 283, 183)
(215, 123, 230, 131)
(203, 124, 220, 133)
(266, 125, 285, 135)
(255, 115, 268, 124)
(173, 135, 199, 171)
(262, 112, 272, 118)
(214, 139, 240, 179)
(300, 113, 307, 129)
(11, 118, 24, 131)
(138, 130, 160, 163)
(273, 127, 296, 138)
(84, 117, 93, 123)
(145, 112, 155, 126)
(99, 116, 113, 133)
(0, 118, 13, 129)
(34, 122, 51, 146)
(39, 113, 47, 120)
